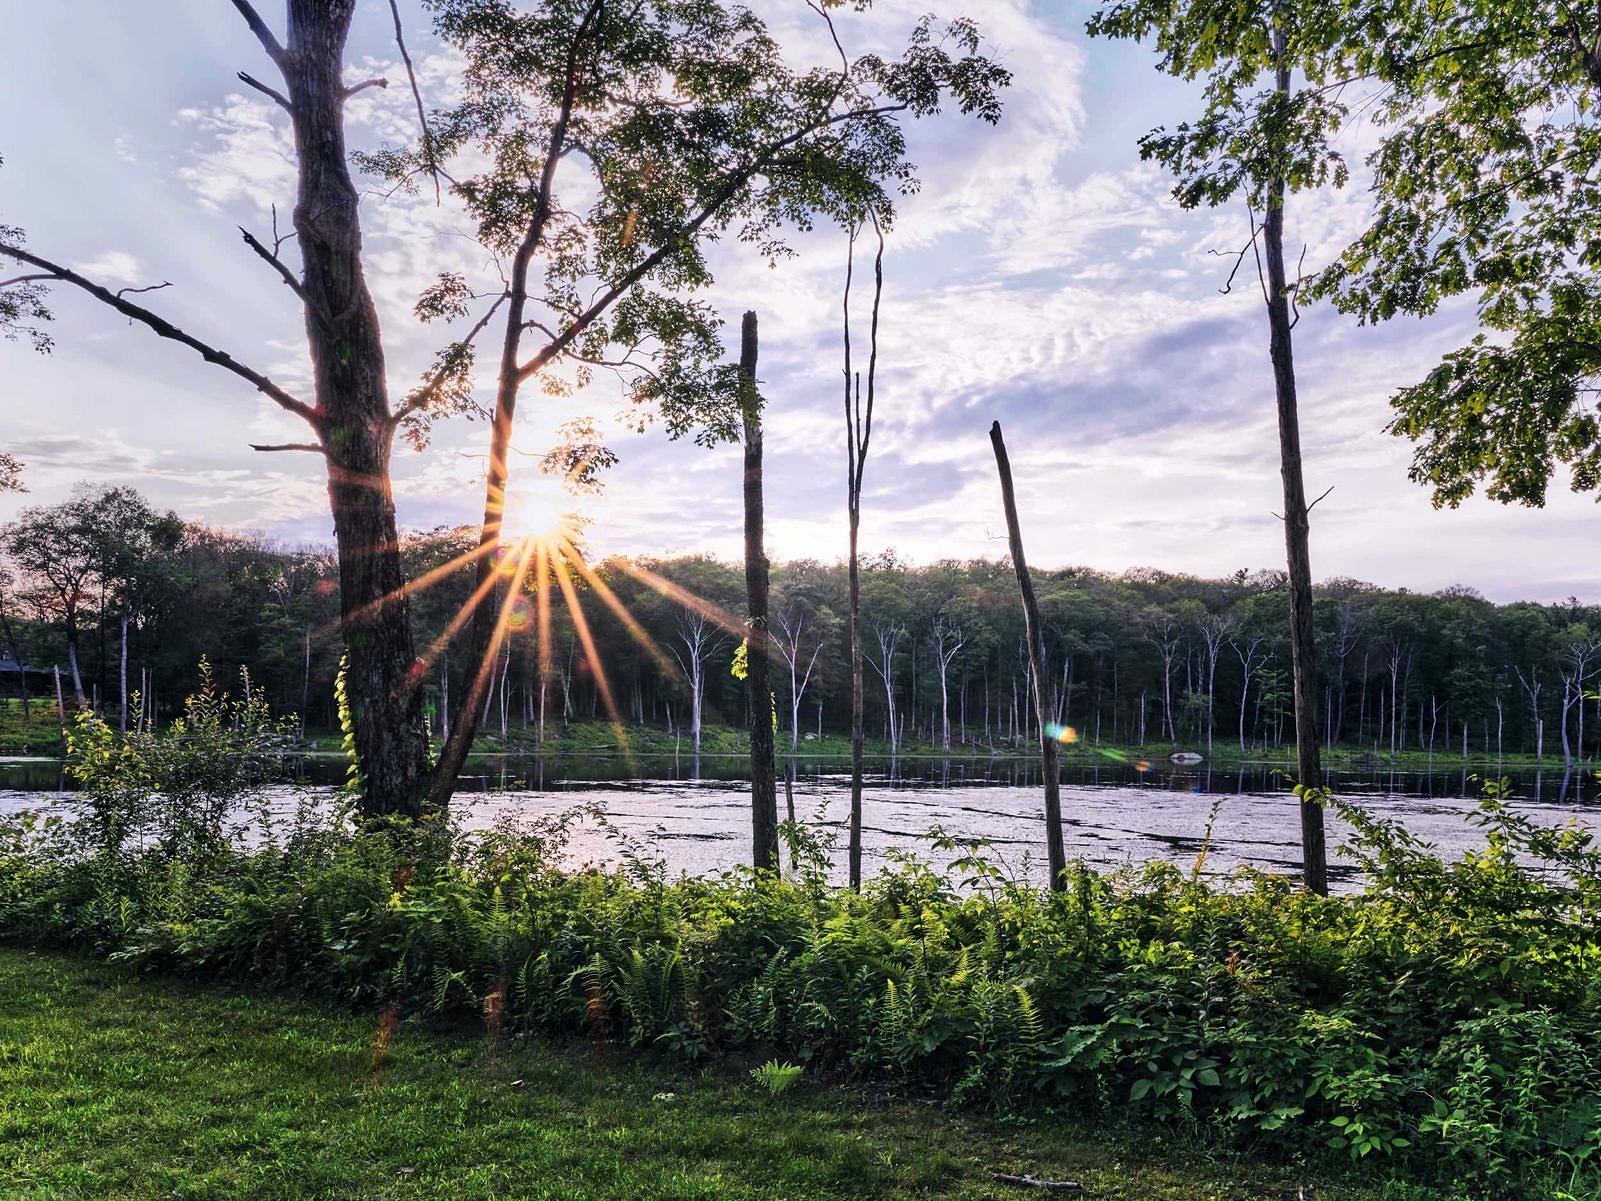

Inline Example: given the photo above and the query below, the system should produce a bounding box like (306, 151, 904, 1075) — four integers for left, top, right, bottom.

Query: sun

(497, 475, 575, 545)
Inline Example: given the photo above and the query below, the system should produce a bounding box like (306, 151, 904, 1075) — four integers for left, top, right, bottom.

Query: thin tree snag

(989, 421, 1067, 890)
(740, 310, 780, 873)
(842, 218, 884, 892)
(0, 243, 318, 426)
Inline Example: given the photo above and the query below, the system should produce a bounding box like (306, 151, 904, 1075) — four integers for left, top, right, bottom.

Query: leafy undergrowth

(1, 693, 1599, 1199)
(0, 947, 1415, 1201)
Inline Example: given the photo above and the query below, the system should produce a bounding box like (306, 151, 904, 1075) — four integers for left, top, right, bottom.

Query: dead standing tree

(989, 421, 1067, 890)
(1, 1, 1009, 821)
(843, 217, 885, 890)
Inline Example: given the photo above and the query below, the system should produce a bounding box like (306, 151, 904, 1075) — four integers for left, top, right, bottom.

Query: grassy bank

(0, 947, 1437, 1201)
(0, 698, 63, 755)
(2, 699, 1570, 774)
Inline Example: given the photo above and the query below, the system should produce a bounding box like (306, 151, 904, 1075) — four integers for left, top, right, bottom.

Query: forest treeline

(3, 483, 1597, 764)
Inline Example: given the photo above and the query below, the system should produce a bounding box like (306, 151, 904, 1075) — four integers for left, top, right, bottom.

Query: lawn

(0, 948, 1420, 1201)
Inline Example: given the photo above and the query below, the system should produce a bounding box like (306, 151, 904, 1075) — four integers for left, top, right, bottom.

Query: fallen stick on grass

(989, 1171, 1085, 1192)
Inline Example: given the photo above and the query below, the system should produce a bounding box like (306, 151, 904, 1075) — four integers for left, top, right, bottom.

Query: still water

(1, 753, 1593, 889)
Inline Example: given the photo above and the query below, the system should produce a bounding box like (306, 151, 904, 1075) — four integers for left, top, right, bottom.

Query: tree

(1087, 0, 1345, 894)
(1314, 3, 1601, 509)
(1, 1, 1008, 822)
(670, 609, 727, 759)
(772, 568, 836, 754)
(736, 310, 778, 872)
(1196, 612, 1232, 758)
(1144, 612, 1183, 742)
(0, 454, 23, 494)
(930, 613, 968, 751)
(3, 489, 111, 704)
(842, 218, 886, 890)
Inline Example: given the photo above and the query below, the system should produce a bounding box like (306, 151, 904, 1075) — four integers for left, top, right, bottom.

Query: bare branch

(250, 442, 325, 454)
(1308, 484, 1334, 512)
(387, 0, 442, 204)
(230, 0, 285, 63)
(344, 77, 390, 99)
(1210, 235, 1256, 296)
(390, 291, 510, 425)
(0, 241, 319, 426)
(239, 226, 308, 304)
(0, 273, 54, 289)
(1289, 242, 1309, 329)
(237, 71, 291, 112)
(114, 281, 173, 299)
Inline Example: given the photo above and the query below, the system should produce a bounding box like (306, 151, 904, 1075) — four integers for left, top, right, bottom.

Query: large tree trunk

(740, 311, 779, 872)
(1263, 45, 1328, 896)
(280, 1, 430, 818)
(990, 421, 1066, 890)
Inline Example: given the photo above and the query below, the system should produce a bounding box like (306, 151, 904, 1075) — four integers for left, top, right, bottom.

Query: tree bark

(740, 311, 779, 872)
(990, 421, 1066, 889)
(278, 1, 430, 817)
(1263, 42, 1327, 895)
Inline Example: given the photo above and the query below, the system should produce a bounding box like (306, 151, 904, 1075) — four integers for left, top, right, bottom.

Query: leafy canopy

(1086, 0, 1349, 212)
(367, 0, 1009, 457)
(1310, 1, 1601, 508)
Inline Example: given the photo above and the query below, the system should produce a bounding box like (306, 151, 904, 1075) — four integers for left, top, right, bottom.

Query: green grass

(0, 947, 1425, 1201)
(0, 698, 63, 755)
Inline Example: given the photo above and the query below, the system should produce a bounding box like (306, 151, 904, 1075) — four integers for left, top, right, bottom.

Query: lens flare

(1044, 722, 1079, 744)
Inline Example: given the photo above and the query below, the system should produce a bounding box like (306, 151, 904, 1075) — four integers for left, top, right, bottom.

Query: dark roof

(0, 657, 48, 674)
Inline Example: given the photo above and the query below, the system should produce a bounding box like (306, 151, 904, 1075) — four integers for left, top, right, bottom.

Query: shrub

(1, 686, 1598, 1197)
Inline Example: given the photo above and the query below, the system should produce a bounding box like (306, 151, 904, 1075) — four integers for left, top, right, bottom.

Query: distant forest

(3, 484, 1598, 763)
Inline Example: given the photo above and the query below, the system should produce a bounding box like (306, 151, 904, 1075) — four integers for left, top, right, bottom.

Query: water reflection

(2, 752, 1592, 893)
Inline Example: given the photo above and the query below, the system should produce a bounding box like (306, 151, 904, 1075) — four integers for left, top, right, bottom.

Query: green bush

(1, 687, 1599, 1198)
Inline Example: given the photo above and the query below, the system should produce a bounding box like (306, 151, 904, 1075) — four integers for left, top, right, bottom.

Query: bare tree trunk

(990, 421, 1065, 890)
(842, 221, 883, 890)
(118, 613, 129, 736)
(65, 617, 85, 706)
(740, 311, 779, 872)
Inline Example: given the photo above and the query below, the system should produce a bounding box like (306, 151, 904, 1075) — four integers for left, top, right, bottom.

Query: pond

(2, 753, 1594, 890)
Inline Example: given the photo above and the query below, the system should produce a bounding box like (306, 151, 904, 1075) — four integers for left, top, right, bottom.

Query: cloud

(67, 250, 146, 287)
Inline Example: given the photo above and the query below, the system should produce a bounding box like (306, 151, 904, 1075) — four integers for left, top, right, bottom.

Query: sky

(1, 0, 1596, 604)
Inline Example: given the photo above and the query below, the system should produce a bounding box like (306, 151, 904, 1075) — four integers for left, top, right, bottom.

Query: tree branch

(250, 442, 325, 454)
(0, 241, 319, 427)
(514, 102, 909, 384)
(390, 291, 510, 426)
(239, 226, 309, 304)
(115, 281, 173, 299)
(230, 0, 286, 64)
(237, 71, 291, 112)
(388, 0, 442, 204)
(0, 273, 55, 289)
(344, 77, 390, 100)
